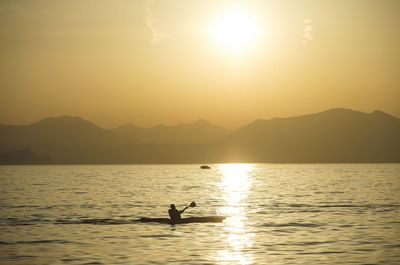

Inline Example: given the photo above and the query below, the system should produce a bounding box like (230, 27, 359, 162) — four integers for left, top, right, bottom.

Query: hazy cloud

(144, 0, 165, 47)
(302, 19, 313, 46)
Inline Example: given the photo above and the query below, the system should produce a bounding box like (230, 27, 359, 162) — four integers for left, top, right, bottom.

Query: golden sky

(0, 0, 399, 129)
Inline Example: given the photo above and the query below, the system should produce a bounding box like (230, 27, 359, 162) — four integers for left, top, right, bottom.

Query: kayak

(138, 216, 225, 224)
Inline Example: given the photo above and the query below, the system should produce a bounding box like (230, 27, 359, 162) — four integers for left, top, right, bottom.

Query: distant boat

(200, 165, 211, 169)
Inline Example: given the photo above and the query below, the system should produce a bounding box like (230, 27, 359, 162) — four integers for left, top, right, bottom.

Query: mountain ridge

(0, 115, 137, 147)
(218, 108, 400, 163)
(0, 108, 399, 163)
(111, 118, 230, 144)
(246, 108, 398, 125)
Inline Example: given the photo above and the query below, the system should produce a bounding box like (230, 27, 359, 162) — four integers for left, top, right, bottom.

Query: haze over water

(1, 164, 399, 264)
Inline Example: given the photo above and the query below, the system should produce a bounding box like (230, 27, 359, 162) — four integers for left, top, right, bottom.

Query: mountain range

(0, 116, 136, 146)
(0, 108, 399, 164)
(111, 119, 229, 143)
(219, 108, 400, 163)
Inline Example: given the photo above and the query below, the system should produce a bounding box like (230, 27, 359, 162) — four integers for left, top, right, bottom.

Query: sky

(0, 0, 399, 129)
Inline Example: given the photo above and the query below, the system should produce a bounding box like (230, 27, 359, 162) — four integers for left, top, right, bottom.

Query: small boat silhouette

(200, 165, 211, 169)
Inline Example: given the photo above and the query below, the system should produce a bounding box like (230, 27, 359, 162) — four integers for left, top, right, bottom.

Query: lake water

(0, 164, 399, 264)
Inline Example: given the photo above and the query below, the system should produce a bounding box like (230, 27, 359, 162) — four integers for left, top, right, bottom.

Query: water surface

(0, 164, 399, 264)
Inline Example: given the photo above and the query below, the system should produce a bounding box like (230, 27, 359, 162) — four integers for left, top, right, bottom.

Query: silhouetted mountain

(112, 119, 230, 143)
(0, 149, 52, 164)
(0, 116, 136, 147)
(218, 108, 400, 162)
(0, 109, 399, 163)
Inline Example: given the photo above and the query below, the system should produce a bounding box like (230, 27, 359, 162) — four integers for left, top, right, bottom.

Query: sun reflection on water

(217, 164, 254, 265)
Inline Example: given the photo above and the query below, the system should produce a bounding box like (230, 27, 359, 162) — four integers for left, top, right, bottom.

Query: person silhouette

(168, 204, 188, 223)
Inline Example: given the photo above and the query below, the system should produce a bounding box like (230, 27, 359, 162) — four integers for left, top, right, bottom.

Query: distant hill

(0, 149, 52, 164)
(0, 109, 399, 164)
(0, 116, 136, 147)
(218, 108, 400, 163)
(112, 119, 230, 143)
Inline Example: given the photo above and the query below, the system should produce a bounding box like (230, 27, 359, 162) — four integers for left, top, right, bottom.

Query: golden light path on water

(216, 164, 254, 265)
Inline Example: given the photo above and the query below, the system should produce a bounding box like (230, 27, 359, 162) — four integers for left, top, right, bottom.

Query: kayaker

(168, 204, 188, 223)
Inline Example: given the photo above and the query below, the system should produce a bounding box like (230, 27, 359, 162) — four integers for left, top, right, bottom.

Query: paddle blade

(189, 201, 196, 208)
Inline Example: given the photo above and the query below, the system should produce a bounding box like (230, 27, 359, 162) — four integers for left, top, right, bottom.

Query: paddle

(182, 201, 196, 212)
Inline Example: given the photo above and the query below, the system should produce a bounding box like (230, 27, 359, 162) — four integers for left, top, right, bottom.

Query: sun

(210, 7, 260, 54)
